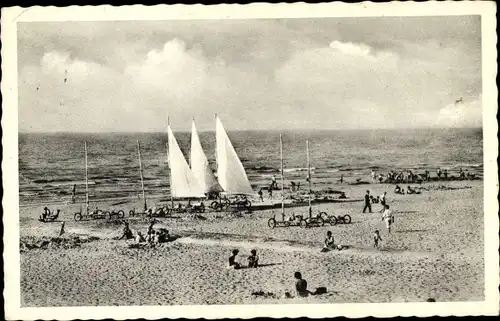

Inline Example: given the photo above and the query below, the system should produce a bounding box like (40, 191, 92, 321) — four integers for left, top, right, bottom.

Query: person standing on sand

(59, 221, 65, 236)
(379, 191, 387, 213)
(258, 189, 264, 202)
(363, 190, 372, 213)
(268, 187, 273, 200)
(271, 175, 277, 189)
(382, 205, 393, 234)
(373, 230, 382, 248)
(371, 170, 376, 183)
(71, 184, 76, 203)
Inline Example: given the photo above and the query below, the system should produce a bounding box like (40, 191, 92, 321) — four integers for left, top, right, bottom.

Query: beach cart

(129, 204, 172, 218)
(73, 207, 125, 221)
(268, 212, 305, 229)
(321, 212, 352, 225)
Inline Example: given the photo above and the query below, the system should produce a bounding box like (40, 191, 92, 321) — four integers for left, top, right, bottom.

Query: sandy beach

(19, 180, 484, 306)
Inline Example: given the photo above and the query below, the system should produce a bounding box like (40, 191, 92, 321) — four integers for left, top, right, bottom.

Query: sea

(18, 128, 483, 205)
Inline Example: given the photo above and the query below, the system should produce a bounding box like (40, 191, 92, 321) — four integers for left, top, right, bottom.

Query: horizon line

(19, 126, 482, 134)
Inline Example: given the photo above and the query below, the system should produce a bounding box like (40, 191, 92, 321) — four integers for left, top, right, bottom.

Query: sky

(17, 16, 482, 132)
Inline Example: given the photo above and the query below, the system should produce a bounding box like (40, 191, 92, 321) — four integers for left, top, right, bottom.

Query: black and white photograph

(2, 2, 498, 319)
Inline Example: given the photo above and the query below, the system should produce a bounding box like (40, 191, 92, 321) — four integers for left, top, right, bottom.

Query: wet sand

(19, 180, 483, 306)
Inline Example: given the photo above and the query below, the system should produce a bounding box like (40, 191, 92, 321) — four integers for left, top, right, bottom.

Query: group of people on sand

(116, 221, 171, 246)
(394, 185, 421, 195)
(228, 249, 259, 269)
(370, 167, 476, 184)
(362, 190, 394, 247)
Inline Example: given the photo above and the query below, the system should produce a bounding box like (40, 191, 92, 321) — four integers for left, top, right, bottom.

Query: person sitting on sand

(407, 186, 421, 195)
(228, 249, 242, 269)
(381, 205, 394, 234)
(40, 207, 50, 221)
(373, 230, 382, 248)
(135, 231, 146, 243)
(118, 222, 134, 240)
(321, 231, 336, 252)
(294, 272, 309, 297)
(394, 185, 404, 194)
(157, 229, 170, 243)
(248, 249, 259, 268)
(339, 192, 346, 199)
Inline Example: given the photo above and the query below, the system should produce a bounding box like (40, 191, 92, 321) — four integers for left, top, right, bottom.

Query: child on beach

(373, 230, 382, 248)
(228, 249, 242, 269)
(248, 249, 259, 268)
(381, 205, 394, 233)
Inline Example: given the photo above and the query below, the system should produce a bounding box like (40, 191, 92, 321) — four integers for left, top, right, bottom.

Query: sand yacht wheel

(74, 212, 83, 221)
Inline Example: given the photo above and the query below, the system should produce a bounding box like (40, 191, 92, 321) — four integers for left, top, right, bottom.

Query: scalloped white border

(2, 2, 498, 319)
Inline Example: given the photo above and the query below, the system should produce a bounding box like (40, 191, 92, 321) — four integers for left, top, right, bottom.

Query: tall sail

(215, 116, 253, 194)
(167, 125, 205, 198)
(190, 120, 222, 193)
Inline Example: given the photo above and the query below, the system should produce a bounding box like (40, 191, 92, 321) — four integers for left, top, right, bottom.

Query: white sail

(215, 116, 253, 194)
(190, 120, 222, 193)
(167, 125, 205, 198)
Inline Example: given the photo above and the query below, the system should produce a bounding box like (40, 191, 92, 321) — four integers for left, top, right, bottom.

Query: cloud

(436, 97, 482, 128)
(17, 17, 483, 132)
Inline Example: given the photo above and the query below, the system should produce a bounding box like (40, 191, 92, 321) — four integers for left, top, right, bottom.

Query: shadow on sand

(395, 229, 429, 233)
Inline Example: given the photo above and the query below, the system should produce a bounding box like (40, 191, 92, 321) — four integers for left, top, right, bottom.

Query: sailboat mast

(84, 141, 89, 214)
(137, 140, 147, 211)
(306, 140, 312, 218)
(167, 116, 174, 209)
(280, 134, 285, 219)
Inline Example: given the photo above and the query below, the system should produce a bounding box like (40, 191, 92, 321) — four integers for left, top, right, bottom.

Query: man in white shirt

(379, 191, 387, 212)
(381, 205, 393, 233)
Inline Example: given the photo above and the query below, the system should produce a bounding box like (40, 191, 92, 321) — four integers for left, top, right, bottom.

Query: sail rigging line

(306, 140, 312, 218)
(137, 140, 147, 211)
(84, 141, 89, 214)
(280, 134, 285, 219)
